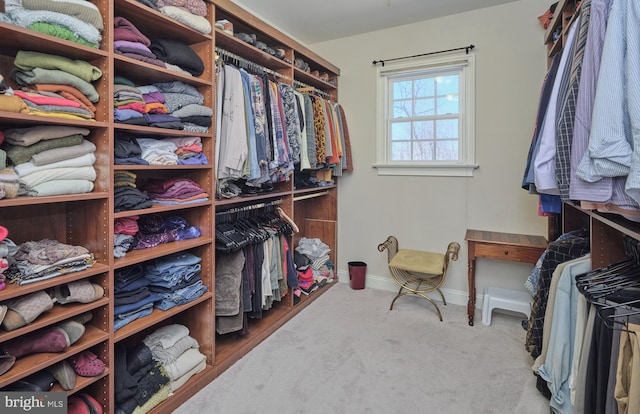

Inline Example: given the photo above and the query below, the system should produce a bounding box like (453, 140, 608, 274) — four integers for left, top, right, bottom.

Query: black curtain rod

(372, 44, 475, 67)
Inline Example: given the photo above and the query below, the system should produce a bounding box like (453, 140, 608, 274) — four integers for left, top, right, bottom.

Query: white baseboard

(337, 269, 484, 309)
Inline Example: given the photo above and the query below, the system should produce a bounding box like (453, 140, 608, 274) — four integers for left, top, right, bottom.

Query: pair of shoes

(2, 290, 54, 331)
(68, 393, 102, 414)
(71, 311, 93, 325)
(70, 350, 105, 377)
(48, 360, 76, 390)
(271, 47, 286, 59)
(300, 282, 319, 296)
(0, 354, 15, 375)
(0, 304, 6, 325)
(215, 19, 233, 35)
(2, 370, 55, 392)
(235, 32, 256, 45)
(54, 280, 104, 305)
(58, 320, 85, 346)
(2, 320, 85, 358)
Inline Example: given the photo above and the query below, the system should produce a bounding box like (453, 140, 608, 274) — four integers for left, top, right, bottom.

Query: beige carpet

(174, 282, 550, 414)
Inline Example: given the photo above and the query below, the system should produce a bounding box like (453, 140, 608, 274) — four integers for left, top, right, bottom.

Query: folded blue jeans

(114, 306, 153, 331)
(155, 280, 207, 311)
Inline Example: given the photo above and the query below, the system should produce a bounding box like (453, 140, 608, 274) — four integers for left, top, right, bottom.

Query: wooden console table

(464, 230, 547, 326)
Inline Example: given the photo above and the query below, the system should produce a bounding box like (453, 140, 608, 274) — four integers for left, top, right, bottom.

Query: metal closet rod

(372, 44, 475, 67)
(215, 198, 283, 216)
(216, 47, 289, 80)
(293, 191, 329, 202)
(293, 80, 330, 99)
(215, 47, 330, 98)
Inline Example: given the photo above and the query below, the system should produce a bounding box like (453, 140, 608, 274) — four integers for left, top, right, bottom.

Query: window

(375, 53, 477, 176)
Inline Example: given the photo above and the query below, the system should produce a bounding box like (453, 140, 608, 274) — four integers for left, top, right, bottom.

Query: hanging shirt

(576, 0, 639, 185)
(533, 14, 580, 195)
(569, 0, 614, 203)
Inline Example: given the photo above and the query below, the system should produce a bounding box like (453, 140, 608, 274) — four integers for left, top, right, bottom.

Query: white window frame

(374, 53, 478, 177)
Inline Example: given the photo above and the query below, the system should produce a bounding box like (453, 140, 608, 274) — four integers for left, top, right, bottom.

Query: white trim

(375, 53, 476, 177)
(372, 163, 478, 177)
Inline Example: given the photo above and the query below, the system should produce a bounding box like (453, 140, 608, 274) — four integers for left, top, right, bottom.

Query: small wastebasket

(348, 261, 367, 290)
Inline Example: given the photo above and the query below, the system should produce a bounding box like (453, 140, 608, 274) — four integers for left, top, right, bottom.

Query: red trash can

(348, 261, 367, 290)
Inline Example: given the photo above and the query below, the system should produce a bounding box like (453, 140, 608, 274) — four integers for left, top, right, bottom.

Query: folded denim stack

(113, 265, 160, 331)
(144, 252, 207, 311)
(143, 324, 206, 391)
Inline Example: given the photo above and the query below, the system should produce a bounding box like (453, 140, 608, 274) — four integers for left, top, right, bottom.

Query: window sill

(372, 164, 479, 177)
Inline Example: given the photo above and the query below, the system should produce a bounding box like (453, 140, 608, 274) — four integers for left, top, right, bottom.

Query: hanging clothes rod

(215, 198, 283, 216)
(372, 44, 475, 67)
(293, 191, 329, 202)
(293, 80, 330, 99)
(216, 47, 290, 80)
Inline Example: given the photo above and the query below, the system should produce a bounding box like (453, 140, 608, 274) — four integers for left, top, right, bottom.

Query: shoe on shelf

(3, 370, 55, 392)
(57, 320, 85, 346)
(0, 354, 15, 376)
(2, 325, 69, 358)
(70, 350, 105, 377)
(215, 19, 233, 35)
(71, 311, 93, 325)
(48, 360, 76, 390)
(54, 280, 104, 305)
(0, 304, 6, 325)
(68, 393, 103, 414)
(2, 290, 54, 331)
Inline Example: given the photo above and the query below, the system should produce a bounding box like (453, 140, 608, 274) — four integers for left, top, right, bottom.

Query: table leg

(467, 258, 476, 326)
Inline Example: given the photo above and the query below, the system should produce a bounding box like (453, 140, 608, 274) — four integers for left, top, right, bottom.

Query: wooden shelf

(115, 0, 213, 45)
(113, 55, 213, 87)
(114, 292, 213, 342)
(0, 263, 110, 302)
(0, 0, 341, 411)
(114, 201, 213, 219)
(0, 22, 108, 59)
(0, 325, 109, 388)
(113, 237, 214, 269)
(214, 29, 292, 71)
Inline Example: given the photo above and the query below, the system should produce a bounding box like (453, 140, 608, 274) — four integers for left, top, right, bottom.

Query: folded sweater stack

(143, 324, 206, 392)
(114, 80, 211, 133)
(3, 0, 104, 47)
(2, 125, 97, 197)
(10, 50, 102, 120)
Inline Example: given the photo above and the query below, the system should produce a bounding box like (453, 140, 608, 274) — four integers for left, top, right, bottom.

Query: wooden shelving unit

(0, 0, 344, 412)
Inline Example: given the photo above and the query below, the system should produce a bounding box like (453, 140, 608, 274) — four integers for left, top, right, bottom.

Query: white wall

(310, 0, 550, 306)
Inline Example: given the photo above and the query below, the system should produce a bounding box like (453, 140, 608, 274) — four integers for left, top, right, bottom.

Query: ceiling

(231, 0, 520, 44)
